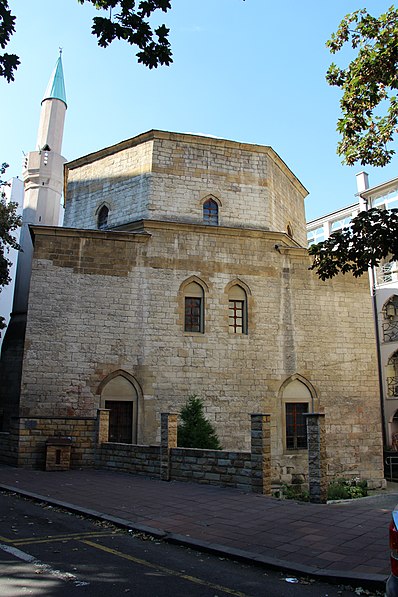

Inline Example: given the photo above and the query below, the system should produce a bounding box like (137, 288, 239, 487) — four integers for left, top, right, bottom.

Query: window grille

(184, 297, 203, 332)
(286, 403, 308, 449)
(203, 199, 218, 226)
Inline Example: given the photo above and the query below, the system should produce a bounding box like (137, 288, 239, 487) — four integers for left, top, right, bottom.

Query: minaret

(22, 51, 67, 227)
(12, 53, 67, 314)
(0, 54, 67, 431)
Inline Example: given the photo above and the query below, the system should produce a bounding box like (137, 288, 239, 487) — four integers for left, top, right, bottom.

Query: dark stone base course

(98, 442, 252, 490)
(170, 447, 251, 490)
(98, 443, 160, 477)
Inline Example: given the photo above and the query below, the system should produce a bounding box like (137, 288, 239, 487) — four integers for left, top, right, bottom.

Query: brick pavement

(0, 465, 395, 586)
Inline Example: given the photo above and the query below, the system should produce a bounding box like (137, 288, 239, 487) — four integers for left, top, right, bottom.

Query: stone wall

(64, 131, 308, 246)
(16, 417, 97, 469)
(16, 220, 383, 485)
(63, 136, 153, 230)
(98, 443, 160, 477)
(97, 444, 252, 491)
(169, 447, 251, 490)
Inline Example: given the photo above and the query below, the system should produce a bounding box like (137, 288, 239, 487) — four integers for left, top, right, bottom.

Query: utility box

(45, 437, 72, 471)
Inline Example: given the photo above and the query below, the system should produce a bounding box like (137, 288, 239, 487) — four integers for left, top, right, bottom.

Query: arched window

(184, 281, 204, 333)
(387, 351, 398, 397)
(97, 205, 109, 230)
(228, 285, 247, 334)
(281, 378, 314, 451)
(203, 198, 219, 226)
(287, 223, 293, 238)
(383, 295, 398, 342)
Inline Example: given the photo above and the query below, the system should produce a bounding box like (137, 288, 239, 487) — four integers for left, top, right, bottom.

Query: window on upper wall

(203, 198, 219, 226)
(386, 350, 398, 397)
(285, 402, 308, 449)
(97, 205, 109, 230)
(383, 295, 398, 343)
(184, 281, 204, 333)
(228, 285, 247, 334)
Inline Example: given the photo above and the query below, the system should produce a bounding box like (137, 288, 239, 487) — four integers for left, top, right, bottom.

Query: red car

(387, 510, 398, 596)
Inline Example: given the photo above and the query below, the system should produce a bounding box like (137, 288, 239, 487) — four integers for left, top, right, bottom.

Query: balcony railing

(377, 262, 398, 285)
(383, 320, 398, 343)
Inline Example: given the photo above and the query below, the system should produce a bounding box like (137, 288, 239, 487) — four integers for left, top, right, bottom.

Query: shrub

(177, 396, 222, 450)
(281, 483, 309, 502)
(327, 478, 368, 501)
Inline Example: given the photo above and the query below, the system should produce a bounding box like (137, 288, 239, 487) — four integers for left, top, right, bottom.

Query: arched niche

(99, 371, 142, 443)
(279, 375, 319, 451)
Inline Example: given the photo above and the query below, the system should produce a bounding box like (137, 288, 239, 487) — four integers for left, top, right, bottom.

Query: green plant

(177, 396, 222, 450)
(327, 478, 368, 501)
(281, 484, 309, 502)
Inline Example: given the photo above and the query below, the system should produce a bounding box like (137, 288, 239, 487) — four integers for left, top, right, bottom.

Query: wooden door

(105, 400, 133, 443)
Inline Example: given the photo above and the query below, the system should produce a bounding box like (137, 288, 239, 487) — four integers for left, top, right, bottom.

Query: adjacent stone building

(0, 128, 384, 486)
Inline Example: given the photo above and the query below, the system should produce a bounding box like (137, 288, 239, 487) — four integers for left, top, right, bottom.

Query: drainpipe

(356, 171, 387, 447)
(369, 266, 387, 447)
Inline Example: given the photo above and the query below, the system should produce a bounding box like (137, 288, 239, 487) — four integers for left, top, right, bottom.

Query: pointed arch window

(281, 378, 314, 451)
(184, 281, 204, 333)
(203, 198, 219, 226)
(97, 205, 109, 230)
(228, 285, 247, 334)
(383, 295, 398, 343)
(387, 351, 398, 397)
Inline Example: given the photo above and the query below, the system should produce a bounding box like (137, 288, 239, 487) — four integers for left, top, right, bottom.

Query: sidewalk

(0, 465, 395, 588)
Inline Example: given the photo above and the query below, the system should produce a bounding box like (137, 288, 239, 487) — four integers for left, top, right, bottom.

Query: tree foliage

(310, 7, 398, 280)
(0, 0, 172, 83)
(0, 0, 19, 82)
(177, 396, 222, 450)
(308, 208, 398, 280)
(0, 163, 22, 330)
(327, 6, 398, 167)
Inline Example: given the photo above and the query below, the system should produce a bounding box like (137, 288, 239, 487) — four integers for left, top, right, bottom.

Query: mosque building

(0, 56, 384, 487)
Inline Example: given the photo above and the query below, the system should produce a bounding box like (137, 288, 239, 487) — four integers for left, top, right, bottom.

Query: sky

(1, 0, 397, 222)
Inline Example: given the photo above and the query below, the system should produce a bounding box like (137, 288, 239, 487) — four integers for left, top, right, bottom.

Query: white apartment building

(307, 173, 398, 449)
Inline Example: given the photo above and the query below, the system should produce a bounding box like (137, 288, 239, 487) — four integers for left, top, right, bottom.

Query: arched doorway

(100, 374, 139, 443)
(279, 375, 318, 452)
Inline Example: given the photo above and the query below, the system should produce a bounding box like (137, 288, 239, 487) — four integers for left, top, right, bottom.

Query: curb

(0, 483, 388, 591)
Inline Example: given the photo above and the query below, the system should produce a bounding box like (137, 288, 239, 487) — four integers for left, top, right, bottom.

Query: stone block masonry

(64, 131, 309, 247)
(251, 414, 272, 495)
(16, 417, 97, 469)
(98, 412, 269, 493)
(305, 413, 327, 503)
(19, 221, 384, 486)
(160, 413, 177, 481)
(98, 443, 160, 477)
(169, 447, 252, 490)
(2, 129, 384, 487)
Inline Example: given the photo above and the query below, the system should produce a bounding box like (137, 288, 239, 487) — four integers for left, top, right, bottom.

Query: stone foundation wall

(98, 443, 252, 490)
(98, 443, 160, 476)
(170, 447, 251, 490)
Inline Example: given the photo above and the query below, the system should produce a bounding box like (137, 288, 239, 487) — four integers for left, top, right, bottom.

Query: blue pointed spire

(42, 51, 67, 108)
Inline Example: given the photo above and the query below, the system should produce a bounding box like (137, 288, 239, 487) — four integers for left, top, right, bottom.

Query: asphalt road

(0, 491, 384, 596)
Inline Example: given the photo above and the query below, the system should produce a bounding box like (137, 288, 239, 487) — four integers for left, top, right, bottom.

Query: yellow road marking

(82, 540, 249, 597)
(4, 530, 119, 546)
